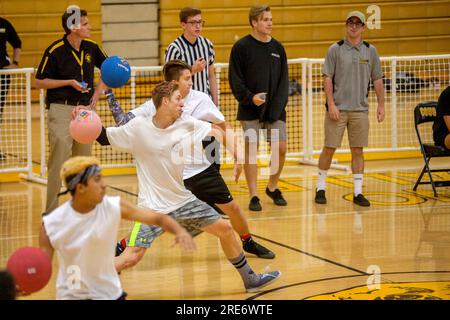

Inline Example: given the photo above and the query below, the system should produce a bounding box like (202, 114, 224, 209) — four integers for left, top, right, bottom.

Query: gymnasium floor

(0, 157, 449, 300)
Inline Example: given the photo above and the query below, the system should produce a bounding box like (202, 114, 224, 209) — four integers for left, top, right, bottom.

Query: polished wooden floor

(1, 158, 450, 300)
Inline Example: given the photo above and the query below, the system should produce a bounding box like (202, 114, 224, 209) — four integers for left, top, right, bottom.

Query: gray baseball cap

(346, 11, 366, 25)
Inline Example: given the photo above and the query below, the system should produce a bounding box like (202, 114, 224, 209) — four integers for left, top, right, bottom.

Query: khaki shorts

(324, 111, 369, 148)
(240, 120, 287, 143)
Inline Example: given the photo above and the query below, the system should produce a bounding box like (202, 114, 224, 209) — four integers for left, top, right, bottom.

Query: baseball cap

(346, 11, 366, 25)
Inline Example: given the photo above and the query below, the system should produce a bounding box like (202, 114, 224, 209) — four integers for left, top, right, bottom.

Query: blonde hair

(60, 156, 100, 188)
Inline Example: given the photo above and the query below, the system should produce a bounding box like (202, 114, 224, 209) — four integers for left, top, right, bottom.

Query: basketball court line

(252, 234, 370, 275)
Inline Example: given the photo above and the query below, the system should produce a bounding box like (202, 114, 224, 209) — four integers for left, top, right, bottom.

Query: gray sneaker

(245, 271, 281, 293)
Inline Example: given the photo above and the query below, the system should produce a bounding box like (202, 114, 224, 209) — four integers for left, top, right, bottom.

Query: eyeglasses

(346, 21, 363, 28)
(186, 20, 205, 27)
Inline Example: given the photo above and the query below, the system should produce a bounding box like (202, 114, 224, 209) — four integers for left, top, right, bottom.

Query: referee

(165, 7, 220, 170)
(1, 16, 22, 161)
(35, 7, 107, 213)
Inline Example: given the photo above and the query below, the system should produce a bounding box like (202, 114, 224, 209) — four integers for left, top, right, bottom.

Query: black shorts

(184, 164, 233, 206)
(434, 133, 449, 150)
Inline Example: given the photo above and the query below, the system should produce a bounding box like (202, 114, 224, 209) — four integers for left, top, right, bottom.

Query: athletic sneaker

(245, 271, 281, 293)
(115, 239, 127, 257)
(249, 196, 262, 211)
(353, 194, 370, 207)
(265, 187, 287, 206)
(315, 189, 327, 204)
(243, 239, 275, 259)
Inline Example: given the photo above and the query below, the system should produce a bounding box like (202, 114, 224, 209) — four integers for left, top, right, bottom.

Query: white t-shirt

(131, 90, 225, 179)
(43, 196, 122, 300)
(106, 113, 212, 213)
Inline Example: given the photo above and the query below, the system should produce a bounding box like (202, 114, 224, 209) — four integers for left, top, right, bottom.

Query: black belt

(51, 99, 89, 106)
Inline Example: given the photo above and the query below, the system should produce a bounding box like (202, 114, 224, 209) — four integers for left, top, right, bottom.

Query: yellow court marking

(343, 192, 426, 206)
(306, 281, 450, 300)
(325, 177, 354, 188)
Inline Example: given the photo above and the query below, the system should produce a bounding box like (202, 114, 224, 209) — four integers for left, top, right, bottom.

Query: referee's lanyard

(71, 50, 84, 82)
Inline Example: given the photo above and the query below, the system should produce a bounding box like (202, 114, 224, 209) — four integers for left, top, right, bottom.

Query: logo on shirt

(85, 53, 92, 63)
(359, 59, 369, 64)
(271, 53, 280, 58)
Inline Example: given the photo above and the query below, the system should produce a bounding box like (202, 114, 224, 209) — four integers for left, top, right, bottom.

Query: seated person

(433, 86, 450, 150)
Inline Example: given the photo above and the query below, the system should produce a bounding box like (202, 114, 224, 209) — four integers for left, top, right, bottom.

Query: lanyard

(71, 50, 84, 81)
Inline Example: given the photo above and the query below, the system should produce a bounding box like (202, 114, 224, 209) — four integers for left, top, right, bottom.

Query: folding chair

(413, 101, 450, 197)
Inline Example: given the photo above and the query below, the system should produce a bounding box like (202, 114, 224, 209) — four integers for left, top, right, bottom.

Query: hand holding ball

(70, 109, 102, 144)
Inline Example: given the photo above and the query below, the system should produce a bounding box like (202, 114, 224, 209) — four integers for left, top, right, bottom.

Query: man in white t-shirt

(108, 60, 275, 260)
(96, 81, 281, 293)
(39, 156, 195, 300)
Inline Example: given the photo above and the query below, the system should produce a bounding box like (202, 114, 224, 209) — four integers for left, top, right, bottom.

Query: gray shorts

(240, 120, 287, 143)
(127, 198, 220, 248)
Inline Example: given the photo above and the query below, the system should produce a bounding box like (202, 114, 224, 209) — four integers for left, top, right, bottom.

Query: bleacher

(159, 0, 450, 63)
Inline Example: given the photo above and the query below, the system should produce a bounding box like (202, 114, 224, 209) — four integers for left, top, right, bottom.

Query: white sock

(353, 174, 363, 196)
(317, 169, 328, 191)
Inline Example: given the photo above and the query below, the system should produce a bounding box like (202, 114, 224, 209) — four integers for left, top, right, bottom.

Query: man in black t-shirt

(228, 5, 289, 212)
(433, 86, 450, 150)
(0, 17, 22, 160)
(35, 7, 107, 213)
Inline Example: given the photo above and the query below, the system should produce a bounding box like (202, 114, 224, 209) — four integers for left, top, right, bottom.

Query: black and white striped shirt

(165, 35, 215, 96)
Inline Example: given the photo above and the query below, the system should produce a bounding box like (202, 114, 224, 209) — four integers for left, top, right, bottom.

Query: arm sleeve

(438, 87, 450, 117)
(208, 39, 215, 65)
(35, 48, 56, 80)
(96, 127, 110, 145)
(272, 46, 289, 109)
(322, 45, 336, 78)
(165, 45, 181, 63)
(94, 44, 108, 69)
(370, 46, 383, 81)
(228, 43, 254, 106)
(6, 20, 21, 49)
(105, 90, 136, 126)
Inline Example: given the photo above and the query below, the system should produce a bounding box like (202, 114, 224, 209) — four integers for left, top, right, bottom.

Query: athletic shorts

(184, 164, 233, 205)
(128, 198, 220, 248)
(240, 120, 287, 143)
(324, 111, 369, 148)
(434, 133, 450, 150)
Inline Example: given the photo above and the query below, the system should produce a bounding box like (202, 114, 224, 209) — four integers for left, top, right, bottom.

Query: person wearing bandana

(39, 156, 195, 300)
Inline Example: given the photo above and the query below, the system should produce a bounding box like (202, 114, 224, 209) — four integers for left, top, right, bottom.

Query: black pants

(0, 74, 11, 123)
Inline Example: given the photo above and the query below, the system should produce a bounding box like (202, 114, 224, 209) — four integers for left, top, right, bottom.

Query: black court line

(107, 185, 139, 197)
(247, 270, 450, 300)
(2, 152, 41, 165)
(252, 234, 369, 276)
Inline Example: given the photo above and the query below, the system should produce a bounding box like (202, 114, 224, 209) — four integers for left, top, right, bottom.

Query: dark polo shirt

(36, 35, 107, 106)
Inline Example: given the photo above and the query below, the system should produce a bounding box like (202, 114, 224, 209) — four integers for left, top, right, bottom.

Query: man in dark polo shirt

(433, 86, 450, 150)
(1, 16, 22, 161)
(35, 7, 107, 213)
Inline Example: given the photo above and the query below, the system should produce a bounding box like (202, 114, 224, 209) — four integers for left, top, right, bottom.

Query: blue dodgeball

(101, 56, 131, 88)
